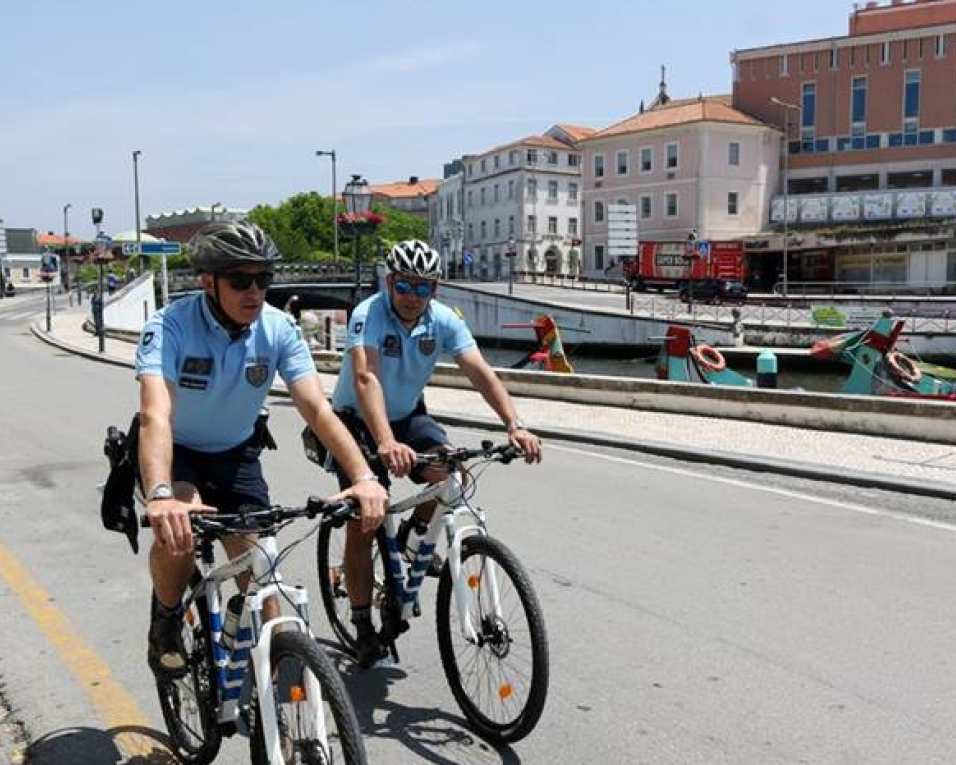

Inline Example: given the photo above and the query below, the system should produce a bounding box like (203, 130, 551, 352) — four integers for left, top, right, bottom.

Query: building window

(665, 192, 678, 217)
(547, 151, 558, 165)
(640, 147, 653, 173)
(881, 41, 890, 65)
(480, 158, 486, 173)
(829, 47, 838, 70)
(480, 221, 486, 240)
(508, 179, 515, 200)
(594, 154, 605, 178)
(493, 183, 499, 204)
(568, 217, 578, 236)
(527, 215, 536, 234)
(547, 180, 558, 202)
(509, 150, 518, 165)
(728, 141, 740, 166)
(508, 215, 515, 234)
(801, 81, 817, 146)
(904, 69, 920, 128)
(616, 150, 629, 175)
(666, 143, 679, 170)
(467, 223, 473, 242)
(727, 191, 739, 216)
(937, 34, 946, 59)
(568, 182, 579, 201)
(594, 200, 605, 223)
(780, 53, 788, 76)
(526, 178, 537, 199)
(467, 190, 474, 208)
(548, 216, 558, 234)
(568, 153, 581, 167)
(494, 155, 500, 169)
(494, 218, 500, 237)
(640, 195, 652, 219)
(468, 164, 474, 177)
(851, 76, 867, 133)
(527, 149, 538, 164)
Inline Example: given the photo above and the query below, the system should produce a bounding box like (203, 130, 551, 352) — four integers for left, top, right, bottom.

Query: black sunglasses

(394, 279, 435, 299)
(221, 271, 274, 291)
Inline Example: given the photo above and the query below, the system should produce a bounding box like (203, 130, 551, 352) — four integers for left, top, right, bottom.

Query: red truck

(622, 241, 747, 291)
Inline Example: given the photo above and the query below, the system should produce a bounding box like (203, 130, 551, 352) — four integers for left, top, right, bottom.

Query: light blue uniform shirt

(332, 292, 477, 421)
(135, 293, 317, 452)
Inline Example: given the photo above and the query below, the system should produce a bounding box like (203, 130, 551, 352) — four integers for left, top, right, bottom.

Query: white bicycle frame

(191, 534, 328, 765)
(383, 468, 505, 645)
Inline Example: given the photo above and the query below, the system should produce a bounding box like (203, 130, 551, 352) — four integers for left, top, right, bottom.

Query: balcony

(771, 186, 956, 226)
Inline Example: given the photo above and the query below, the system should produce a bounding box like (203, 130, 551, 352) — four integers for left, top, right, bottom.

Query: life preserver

(886, 351, 922, 385)
(690, 344, 727, 373)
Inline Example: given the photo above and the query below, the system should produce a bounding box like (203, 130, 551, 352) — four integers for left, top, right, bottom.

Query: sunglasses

(221, 271, 274, 291)
(393, 279, 435, 299)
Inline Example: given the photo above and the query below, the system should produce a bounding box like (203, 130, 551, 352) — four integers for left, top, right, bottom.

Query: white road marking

(550, 442, 956, 534)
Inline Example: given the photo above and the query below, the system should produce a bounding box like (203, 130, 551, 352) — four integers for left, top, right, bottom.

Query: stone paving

(32, 306, 956, 496)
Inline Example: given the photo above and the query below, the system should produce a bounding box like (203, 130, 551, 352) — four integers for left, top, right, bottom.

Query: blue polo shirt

(332, 292, 476, 421)
(135, 293, 317, 452)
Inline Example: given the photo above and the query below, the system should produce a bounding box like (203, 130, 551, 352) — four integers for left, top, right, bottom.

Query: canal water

(478, 343, 849, 393)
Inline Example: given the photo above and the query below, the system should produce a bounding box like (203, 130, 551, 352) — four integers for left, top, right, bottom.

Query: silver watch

(507, 418, 528, 433)
(146, 483, 174, 502)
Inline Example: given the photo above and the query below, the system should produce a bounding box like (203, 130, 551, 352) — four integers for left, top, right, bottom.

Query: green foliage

(248, 192, 427, 263)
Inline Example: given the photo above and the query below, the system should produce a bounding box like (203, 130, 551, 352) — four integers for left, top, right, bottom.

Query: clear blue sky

(1, 0, 851, 239)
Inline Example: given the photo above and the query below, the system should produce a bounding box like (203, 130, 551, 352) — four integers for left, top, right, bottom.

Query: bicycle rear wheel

(436, 534, 549, 743)
(250, 631, 367, 765)
(316, 522, 389, 656)
(155, 580, 222, 764)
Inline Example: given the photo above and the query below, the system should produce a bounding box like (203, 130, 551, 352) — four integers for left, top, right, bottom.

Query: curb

(31, 323, 956, 502)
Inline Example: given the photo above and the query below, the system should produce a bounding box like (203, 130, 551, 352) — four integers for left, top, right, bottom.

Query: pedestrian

(321, 238, 542, 667)
(107, 270, 117, 295)
(135, 221, 387, 680)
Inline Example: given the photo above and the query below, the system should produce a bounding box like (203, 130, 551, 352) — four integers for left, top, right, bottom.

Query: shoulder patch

(353, 321, 364, 334)
(141, 330, 155, 348)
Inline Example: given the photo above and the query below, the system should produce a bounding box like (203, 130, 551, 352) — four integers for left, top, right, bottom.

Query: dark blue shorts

(172, 442, 270, 513)
(334, 404, 449, 490)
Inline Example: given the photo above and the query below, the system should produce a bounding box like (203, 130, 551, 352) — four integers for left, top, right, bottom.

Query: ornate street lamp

(341, 174, 375, 312)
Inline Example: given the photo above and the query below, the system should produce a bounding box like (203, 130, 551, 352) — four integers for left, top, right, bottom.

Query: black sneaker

(397, 516, 444, 578)
(148, 606, 189, 681)
(353, 621, 387, 669)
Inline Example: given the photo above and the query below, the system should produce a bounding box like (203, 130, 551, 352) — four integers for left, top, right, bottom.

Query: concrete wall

(103, 272, 155, 332)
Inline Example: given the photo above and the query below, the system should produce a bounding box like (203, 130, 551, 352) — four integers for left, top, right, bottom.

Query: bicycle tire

(155, 578, 222, 765)
(316, 522, 391, 657)
(436, 534, 549, 743)
(249, 631, 367, 765)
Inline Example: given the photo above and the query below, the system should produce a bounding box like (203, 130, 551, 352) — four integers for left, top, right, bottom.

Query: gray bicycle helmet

(189, 221, 281, 274)
(386, 239, 442, 280)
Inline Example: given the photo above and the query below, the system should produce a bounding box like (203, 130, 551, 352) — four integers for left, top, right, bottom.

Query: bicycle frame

(189, 534, 327, 761)
(381, 469, 505, 645)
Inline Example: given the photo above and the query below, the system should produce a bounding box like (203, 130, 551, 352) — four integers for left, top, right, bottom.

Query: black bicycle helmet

(386, 239, 442, 279)
(188, 221, 281, 274)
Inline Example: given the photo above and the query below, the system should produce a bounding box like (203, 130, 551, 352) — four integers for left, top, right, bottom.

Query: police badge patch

(353, 321, 364, 334)
(141, 331, 155, 348)
(418, 336, 436, 356)
(245, 363, 269, 387)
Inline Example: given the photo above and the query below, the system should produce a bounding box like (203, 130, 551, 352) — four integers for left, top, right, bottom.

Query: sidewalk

(33, 306, 956, 500)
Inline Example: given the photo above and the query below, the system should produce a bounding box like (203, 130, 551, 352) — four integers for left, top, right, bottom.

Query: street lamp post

(91, 207, 107, 353)
(315, 150, 339, 260)
(132, 150, 144, 272)
(770, 96, 801, 298)
(506, 236, 517, 296)
(685, 228, 698, 311)
(210, 202, 224, 222)
(342, 174, 372, 314)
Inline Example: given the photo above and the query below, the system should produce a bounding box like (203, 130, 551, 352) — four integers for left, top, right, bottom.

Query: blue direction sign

(141, 242, 182, 256)
(696, 239, 711, 259)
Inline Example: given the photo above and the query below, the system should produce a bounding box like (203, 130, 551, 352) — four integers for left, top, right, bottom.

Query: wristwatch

(146, 483, 174, 503)
(507, 418, 528, 433)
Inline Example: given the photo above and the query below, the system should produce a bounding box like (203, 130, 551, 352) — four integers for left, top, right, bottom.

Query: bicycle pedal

(412, 602, 421, 618)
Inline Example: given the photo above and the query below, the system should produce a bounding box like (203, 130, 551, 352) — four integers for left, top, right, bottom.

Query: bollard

(756, 349, 778, 389)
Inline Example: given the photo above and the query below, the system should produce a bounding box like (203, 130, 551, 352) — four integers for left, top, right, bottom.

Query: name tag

(182, 356, 213, 376)
(179, 376, 208, 390)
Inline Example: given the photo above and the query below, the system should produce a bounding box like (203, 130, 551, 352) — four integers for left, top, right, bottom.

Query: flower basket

(337, 212, 386, 236)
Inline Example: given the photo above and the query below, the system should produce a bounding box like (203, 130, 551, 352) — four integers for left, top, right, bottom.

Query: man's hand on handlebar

(509, 428, 542, 464)
(377, 439, 417, 479)
(335, 478, 388, 534)
(147, 498, 215, 557)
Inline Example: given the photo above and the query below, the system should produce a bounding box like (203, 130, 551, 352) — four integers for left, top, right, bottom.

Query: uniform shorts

(171, 441, 270, 513)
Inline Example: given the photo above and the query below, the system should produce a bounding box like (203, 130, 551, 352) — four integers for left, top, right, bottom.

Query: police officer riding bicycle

(323, 238, 542, 667)
(136, 221, 387, 681)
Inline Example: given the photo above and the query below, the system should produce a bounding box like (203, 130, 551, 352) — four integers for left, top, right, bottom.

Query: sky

(1, 0, 854, 239)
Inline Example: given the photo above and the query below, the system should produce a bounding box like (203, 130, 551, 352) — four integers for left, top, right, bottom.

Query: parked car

(2, 281, 14, 297)
(678, 279, 747, 304)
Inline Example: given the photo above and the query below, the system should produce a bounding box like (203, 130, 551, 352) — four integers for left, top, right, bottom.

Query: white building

(432, 162, 465, 278)
(437, 125, 594, 280)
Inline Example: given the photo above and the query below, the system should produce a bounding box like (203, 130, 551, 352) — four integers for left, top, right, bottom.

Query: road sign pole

(161, 252, 169, 307)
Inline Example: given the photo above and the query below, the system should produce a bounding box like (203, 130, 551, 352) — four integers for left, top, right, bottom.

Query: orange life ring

(886, 351, 922, 385)
(690, 344, 727, 373)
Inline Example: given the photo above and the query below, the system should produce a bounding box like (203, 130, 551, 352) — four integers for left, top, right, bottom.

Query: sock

(350, 605, 372, 626)
(151, 592, 181, 619)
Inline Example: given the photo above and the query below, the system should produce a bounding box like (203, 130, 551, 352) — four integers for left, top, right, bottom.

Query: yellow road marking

(0, 539, 175, 760)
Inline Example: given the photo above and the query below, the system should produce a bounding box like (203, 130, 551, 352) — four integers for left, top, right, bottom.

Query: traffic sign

(696, 239, 711, 259)
(121, 242, 138, 256)
(462, 252, 474, 266)
(139, 242, 182, 256)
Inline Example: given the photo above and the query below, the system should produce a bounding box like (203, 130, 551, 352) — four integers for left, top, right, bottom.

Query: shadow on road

(26, 725, 176, 765)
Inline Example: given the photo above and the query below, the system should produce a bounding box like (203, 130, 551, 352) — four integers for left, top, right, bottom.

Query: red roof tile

(370, 179, 439, 198)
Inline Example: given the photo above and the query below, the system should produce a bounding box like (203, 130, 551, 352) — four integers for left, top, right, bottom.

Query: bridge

(168, 260, 380, 310)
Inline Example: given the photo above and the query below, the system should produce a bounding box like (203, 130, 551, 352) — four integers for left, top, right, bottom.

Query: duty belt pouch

(253, 408, 278, 451)
(101, 414, 141, 554)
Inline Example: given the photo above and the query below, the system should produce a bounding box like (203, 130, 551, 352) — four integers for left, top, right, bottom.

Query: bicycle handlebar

(414, 441, 523, 466)
(139, 496, 356, 536)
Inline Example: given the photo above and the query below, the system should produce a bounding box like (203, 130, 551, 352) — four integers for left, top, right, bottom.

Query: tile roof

(36, 233, 84, 246)
(584, 95, 769, 142)
(554, 124, 598, 141)
(370, 179, 439, 198)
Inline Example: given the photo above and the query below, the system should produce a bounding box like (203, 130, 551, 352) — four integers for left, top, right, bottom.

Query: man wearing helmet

(327, 238, 542, 667)
(135, 221, 387, 680)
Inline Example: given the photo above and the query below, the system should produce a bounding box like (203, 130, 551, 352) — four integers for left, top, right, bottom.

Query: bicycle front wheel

(250, 631, 367, 765)
(155, 580, 222, 764)
(436, 534, 549, 743)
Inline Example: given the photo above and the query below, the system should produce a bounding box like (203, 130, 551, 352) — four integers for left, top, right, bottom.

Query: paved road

(5, 321, 956, 762)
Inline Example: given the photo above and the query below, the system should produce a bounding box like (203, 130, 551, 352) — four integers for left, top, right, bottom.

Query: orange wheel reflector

(499, 684, 513, 700)
(185, 610, 196, 626)
(290, 685, 306, 703)
(467, 574, 480, 589)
